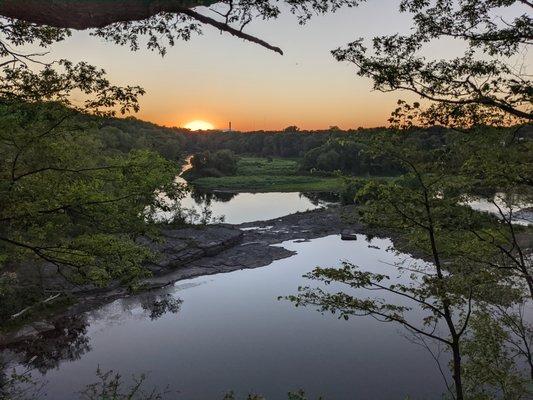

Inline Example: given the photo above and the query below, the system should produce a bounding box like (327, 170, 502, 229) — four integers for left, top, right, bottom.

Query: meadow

(192, 157, 343, 192)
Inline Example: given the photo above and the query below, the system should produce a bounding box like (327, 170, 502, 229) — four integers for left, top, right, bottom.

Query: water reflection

(190, 189, 238, 204)
(178, 191, 328, 224)
(466, 192, 533, 226)
(154, 185, 331, 225)
(5, 316, 91, 374)
(152, 157, 336, 225)
(9, 235, 445, 400)
(2, 292, 184, 382)
(300, 191, 339, 205)
(140, 294, 183, 321)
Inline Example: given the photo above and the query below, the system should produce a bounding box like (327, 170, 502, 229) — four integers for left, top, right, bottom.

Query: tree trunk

(0, 0, 217, 29)
(451, 338, 464, 400)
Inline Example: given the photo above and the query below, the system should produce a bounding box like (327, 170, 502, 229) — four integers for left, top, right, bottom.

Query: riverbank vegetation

(0, 101, 186, 328)
(183, 150, 239, 179)
(189, 156, 343, 192)
(193, 174, 343, 192)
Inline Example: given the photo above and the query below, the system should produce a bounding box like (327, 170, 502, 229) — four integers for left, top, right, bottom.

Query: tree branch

(176, 7, 283, 55)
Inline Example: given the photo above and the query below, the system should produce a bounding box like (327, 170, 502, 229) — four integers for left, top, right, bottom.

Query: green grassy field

(192, 157, 343, 192)
(235, 157, 299, 176)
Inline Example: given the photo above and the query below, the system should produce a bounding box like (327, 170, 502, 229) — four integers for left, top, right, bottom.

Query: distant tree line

(100, 117, 459, 177)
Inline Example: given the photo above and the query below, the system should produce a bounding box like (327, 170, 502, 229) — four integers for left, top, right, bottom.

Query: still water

(7, 184, 530, 398)
(11, 234, 446, 399)
(154, 159, 333, 225)
(466, 192, 532, 226)
(179, 191, 328, 224)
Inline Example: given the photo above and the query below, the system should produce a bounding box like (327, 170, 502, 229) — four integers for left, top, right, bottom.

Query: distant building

(223, 121, 233, 133)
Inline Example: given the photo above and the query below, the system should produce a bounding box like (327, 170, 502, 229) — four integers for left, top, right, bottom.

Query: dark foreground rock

(143, 205, 362, 289)
(341, 229, 358, 240)
(140, 226, 244, 273)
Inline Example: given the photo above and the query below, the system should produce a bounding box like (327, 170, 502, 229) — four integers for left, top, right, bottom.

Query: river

(155, 159, 332, 224)
(3, 192, 450, 400)
(4, 176, 530, 398)
(179, 191, 329, 224)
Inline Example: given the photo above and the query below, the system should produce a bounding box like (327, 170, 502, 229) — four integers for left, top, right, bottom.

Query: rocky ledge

(141, 205, 361, 289)
(141, 226, 245, 274)
(1, 205, 362, 346)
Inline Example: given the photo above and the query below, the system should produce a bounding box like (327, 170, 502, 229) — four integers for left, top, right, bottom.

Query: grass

(192, 157, 343, 192)
(235, 157, 299, 176)
(193, 175, 344, 192)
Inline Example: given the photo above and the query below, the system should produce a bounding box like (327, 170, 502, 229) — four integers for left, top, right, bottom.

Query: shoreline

(0, 205, 363, 347)
(2, 199, 499, 347)
(192, 187, 340, 194)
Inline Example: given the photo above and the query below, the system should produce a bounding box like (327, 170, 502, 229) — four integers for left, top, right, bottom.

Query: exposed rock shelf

(1, 205, 361, 346)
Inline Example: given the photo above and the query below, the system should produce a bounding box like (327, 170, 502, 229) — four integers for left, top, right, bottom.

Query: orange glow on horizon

(184, 120, 215, 131)
(141, 113, 388, 132)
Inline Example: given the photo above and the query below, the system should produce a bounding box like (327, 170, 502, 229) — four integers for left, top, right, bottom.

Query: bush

(186, 150, 238, 179)
(340, 178, 367, 205)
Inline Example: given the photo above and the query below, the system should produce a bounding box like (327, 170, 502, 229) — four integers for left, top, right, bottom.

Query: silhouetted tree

(333, 0, 532, 127)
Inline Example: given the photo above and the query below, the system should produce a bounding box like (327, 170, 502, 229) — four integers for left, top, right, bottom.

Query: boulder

(341, 229, 358, 241)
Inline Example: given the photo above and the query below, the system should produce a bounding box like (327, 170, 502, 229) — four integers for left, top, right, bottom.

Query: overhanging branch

(0, 0, 216, 29)
(177, 7, 283, 54)
(0, 0, 284, 55)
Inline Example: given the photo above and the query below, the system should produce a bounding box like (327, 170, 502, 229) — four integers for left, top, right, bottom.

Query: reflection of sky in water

(466, 192, 532, 226)
(30, 235, 445, 400)
(155, 163, 328, 224)
(180, 192, 325, 224)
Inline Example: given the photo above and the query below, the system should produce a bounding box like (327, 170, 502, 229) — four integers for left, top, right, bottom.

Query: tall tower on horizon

(229, 121, 232, 132)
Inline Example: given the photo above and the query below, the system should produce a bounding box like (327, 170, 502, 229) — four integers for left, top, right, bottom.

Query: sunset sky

(45, 2, 529, 131)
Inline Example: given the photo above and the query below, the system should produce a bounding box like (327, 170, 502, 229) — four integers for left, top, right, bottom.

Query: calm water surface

(153, 160, 331, 225)
(12, 234, 446, 399)
(466, 192, 532, 226)
(6, 165, 530, 398)
(180, 191, 327, 224)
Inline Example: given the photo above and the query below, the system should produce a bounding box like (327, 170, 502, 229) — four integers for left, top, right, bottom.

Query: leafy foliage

(462, 312, 530, 399)
(0, 102, 184, 322)
(286, 128, 533, 400)
(80, 367, 166, 400)
(333, 0, 532, 127)
(186, 149, 239, 178)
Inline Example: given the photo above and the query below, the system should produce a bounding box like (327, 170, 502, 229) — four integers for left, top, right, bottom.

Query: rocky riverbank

(4, 201, 530, 347)
(142, 204, 362, 288)
(1, 205, 363, 346)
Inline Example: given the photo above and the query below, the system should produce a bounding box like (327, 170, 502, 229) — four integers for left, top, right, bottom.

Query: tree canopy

(0, 0, 363, 56)
(333, 0, 532, 127)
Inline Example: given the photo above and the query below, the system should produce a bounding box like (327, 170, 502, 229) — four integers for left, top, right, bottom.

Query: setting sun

(184, 120, 215, 131)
